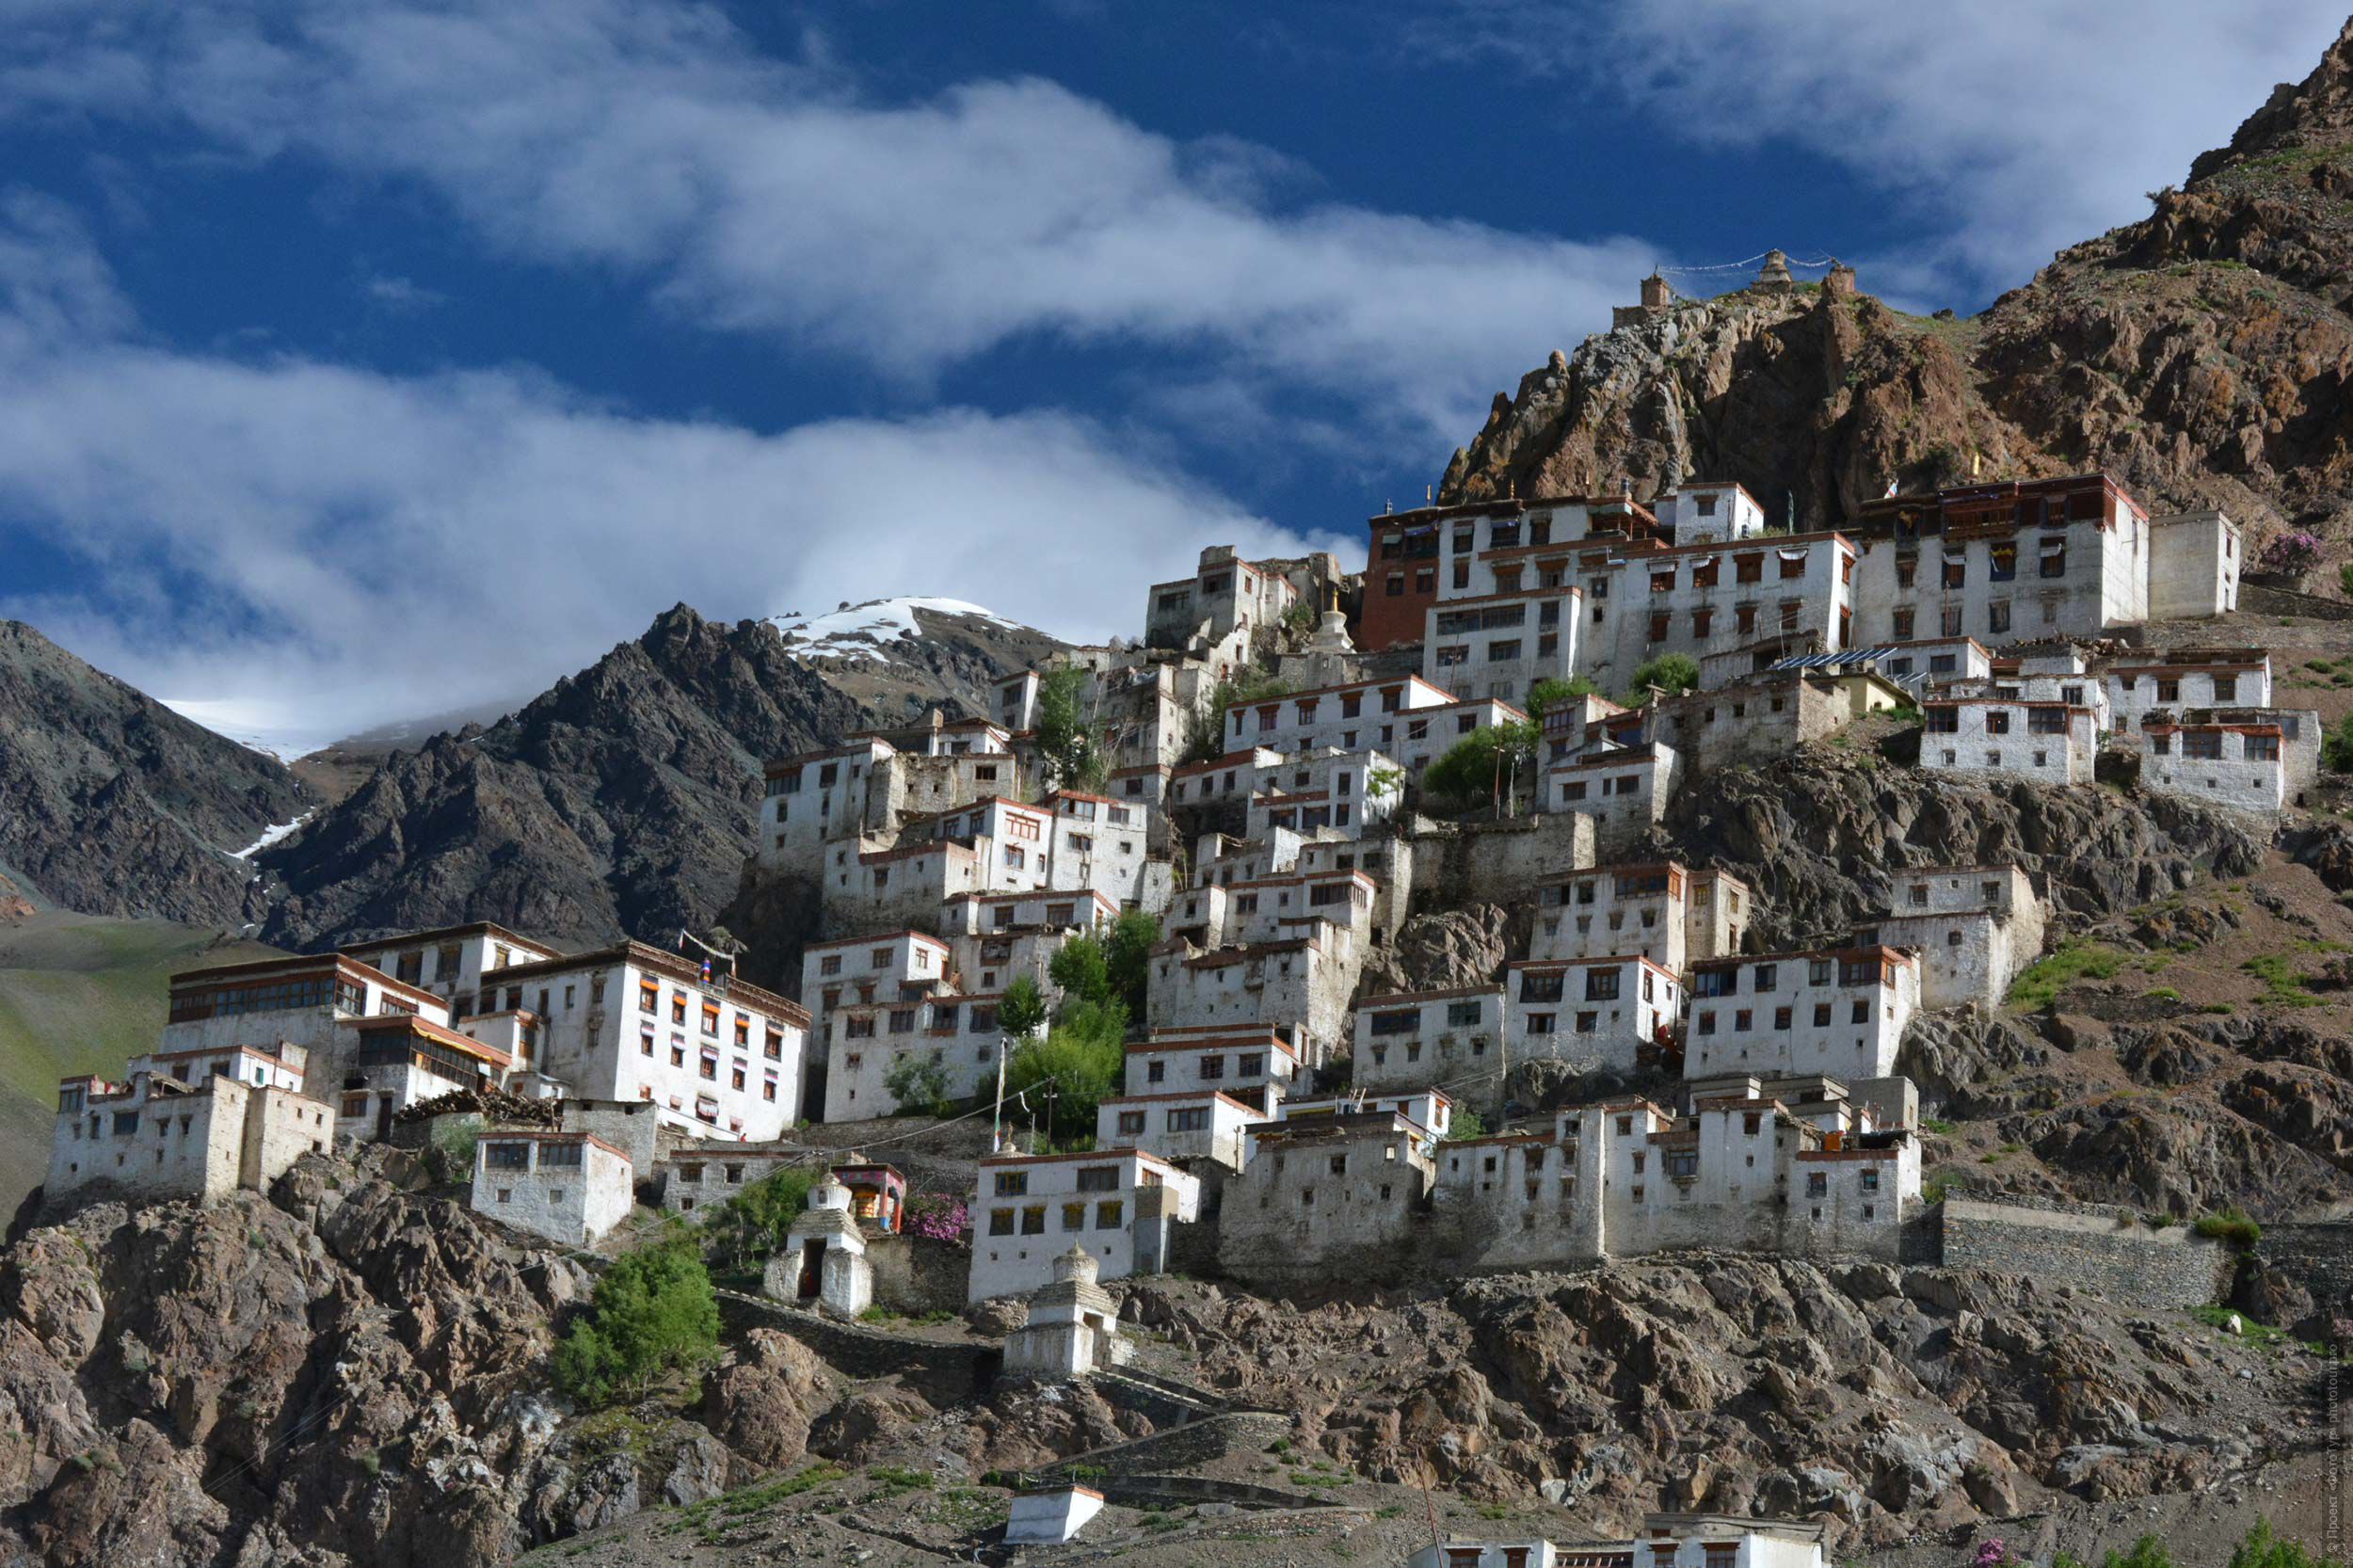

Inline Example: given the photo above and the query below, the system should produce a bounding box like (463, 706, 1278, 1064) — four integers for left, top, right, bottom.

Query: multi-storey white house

(472, 1129, 633, 1247)
(1145, 936, 1352, 1063)
(1853, 864, 2048, 1012)
(2105, 649, 2273, 733)
(1503, 956, 1681, 1073)
(1122, 1029, 1298, 1110)
(969, 1148, 1200, 1302)
(1095, 1088, 1267, 1171)
(1529, 862, 1750, 970)
(491, 942, 809, 1141)
(1221, 676, 1520, 776)
(824, 988, 1005, 1121)
(1425, 584, 1583, 705)
(1591, 533, 1861, 694)
(339, 922, 563, 1021)
(798, 930, 955, 1076)
(2137, 706, 2323, 814)
(1353, 985, 1505, 1095)
(159, 952, 452, 1091)
(50, 1052, 329, 1206)
(334, 1013, 520, 1141)
(1167, 746, 1285, 809)
(757, 720, 1023, 872)
(1684, 946, 1919, 1080)
(1144, 545, 1302, 667)
(1849, 474, 2238, 646)
(1542, 741, 1685, 851)
(1919, 696, 2100, 784)
(1246, 747, 1403, 840)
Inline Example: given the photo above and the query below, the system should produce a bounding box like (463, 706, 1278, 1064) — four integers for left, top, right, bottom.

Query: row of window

(986, 1201, 1125, 1235)
(1689, 957, 1886, 997)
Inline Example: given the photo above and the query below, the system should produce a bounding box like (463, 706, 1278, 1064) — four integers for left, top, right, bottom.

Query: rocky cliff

(0, 622, 314, 925)
(253, 600, 1064, 952)
(1441, 19, 2353, 557)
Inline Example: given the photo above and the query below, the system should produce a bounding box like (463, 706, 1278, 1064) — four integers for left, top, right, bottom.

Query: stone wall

(865, 1232, 969, 1317)
(1937, 1198, 2231, 1309)
(2254, 1222, 2353, 1313)
(1405, 813, 1595, 908)
(1032, 1411, 1292, 1480)
(714, 1289, 992, 1401)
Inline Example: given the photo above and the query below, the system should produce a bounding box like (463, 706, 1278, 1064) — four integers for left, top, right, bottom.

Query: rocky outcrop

(1441, 20, 2353, 559)
(1124, 1253, 2307, 1551)
(1354, 903, 1517, 998)
(0, 621, 313, 924)
(256, 602, 1063, 954)
(1659, 749, 2264, 950)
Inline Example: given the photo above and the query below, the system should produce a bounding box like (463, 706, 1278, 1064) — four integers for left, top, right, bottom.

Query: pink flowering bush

(1974, 1540, 2013, 1568)
(2260, 531, 2324, 576)
(904, 1192, 969, 1242)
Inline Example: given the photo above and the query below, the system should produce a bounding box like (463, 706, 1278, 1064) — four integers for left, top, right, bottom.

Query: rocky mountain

(253, 600, 1064, 952)
(0, 622, 314, 926)
(0, 1144, 2327, 1568)
(1441, 18, 2353, 558)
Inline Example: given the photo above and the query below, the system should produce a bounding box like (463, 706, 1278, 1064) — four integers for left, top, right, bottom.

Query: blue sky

(0, 0, 2342, 754)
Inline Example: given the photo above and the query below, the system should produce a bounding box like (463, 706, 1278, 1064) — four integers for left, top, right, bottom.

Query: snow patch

(766, 597, 1023, 663)
(230, 812, 313, 861)
(159, 698, 340, 762)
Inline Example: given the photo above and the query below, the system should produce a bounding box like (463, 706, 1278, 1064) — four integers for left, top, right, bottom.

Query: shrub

(701, 1165, 817, 1272)
(902, 1191, 969, 1242)
(2260, 531, 2323, 576)
(553, 1231, 721, 1407)
(883, 1051, 953, 1117)
(1001, 1000, 1127, 1143)
(1625, 652, 1699, 700)
(1034, 667, 1108, 792)
(2341, 562, 2353, 598)
(1424, 718, 1542, 809)
(1525, 676, 1596, 718)
(1102, 910, 1161, 1019)
(1445, 1108, 1487, 1142)
(2325, 713, 2353, 773)
(2006, 940, 2126, 1009)
(2193, 1208, 2263, 1249)
(998, 974, 1048, 1040)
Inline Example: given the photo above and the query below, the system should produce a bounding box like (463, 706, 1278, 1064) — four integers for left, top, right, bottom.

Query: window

(1170, 1107, 1209, 1132)
(994, 1170, 1029, 1196)
(1445, 1000, 1482, 1028)
(1521, 970, 1565, 1003)
(1117, 1111, 1146, 1137)
(1020, 1206, 1047, 1235)
(1736, 554, 1763, 584)
(1806, 1172, 1828, 1197)
(484, 1142, 529, 1170)
(1987, 601, 2011, 634)
(1096, 1200, 1124, 1228)
(988, 1208, 1015, 1237)
(1583, 968, 1620, 1002)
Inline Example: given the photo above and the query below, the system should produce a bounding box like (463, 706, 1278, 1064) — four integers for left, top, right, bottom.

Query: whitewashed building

(1504, 955, 1681, 1074)
(1853, 864, 2047, 1011)
(472, 1129, 633, 1247)
(1246, 747, 1404, 840)
(1542, 741, 1686, 852)
(1425, 584, 1584, 705)
(1529, 861, 1751, 970)
(824, 989, 1004, 1122)
(492, 941, 809, 1141)
(1919, 696, 2099, 784)
(1684, 946, 1919, 1080)
(1096, 1088, 1266, 1170)
(1123, 1029, 1298, 1110)
(2137, 706, 2323, 814)
(1353, 985, 1505, 1095)
(1145, 936, 1352, 1064)
(2105, 648, 2272, 733)
(969, 1148, 1200, 1302)
(339, 921, 563, 1022)
(50, 1048, 328, 1205)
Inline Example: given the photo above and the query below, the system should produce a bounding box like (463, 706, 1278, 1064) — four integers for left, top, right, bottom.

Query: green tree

(999, 974, 1049, 1040)
(1446, 1107, 1488, 1141)
(702, 1165, 816, 1273)
(1102, 910, 1161, 1018)
(1034, 666, 1108, 791)
(1048, 934, 1112, 1010)
(1423, 718, 1543, 811)
(1525, 676, 1596, 719)
(2325, 712, 2353, 773)
(1001, 999, 1127, 1144)
(2102, 1537, 2174, 1568)
(883, 1050, 952, 1116)
(2228, 1521, 2341, 1568)
(553, 1230, 721, 1407)
(1625, 652, 1699, 701)
(1181, 671, 1293, 766)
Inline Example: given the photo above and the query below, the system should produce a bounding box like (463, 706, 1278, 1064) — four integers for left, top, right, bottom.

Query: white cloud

(0, 0, 1649, 445)
(1424, 0, 2348, 302)
(0, 198, 1334, 750)
(360, 273, 445, 312)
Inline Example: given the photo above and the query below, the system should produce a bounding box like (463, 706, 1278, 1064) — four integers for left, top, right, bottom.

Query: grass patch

(1921, 1117, 1957, 1135)
(2242, 954, 2326, 1008)
(1289, 1470, 1349, 1490)
(2194, 1208, 2263, 1249)
(2147, 986, 2183, 1002)
(2007, 940, 2127, 1009)
(2189, 1304, 2297, 1352)
(867, 1464, 936, 1498)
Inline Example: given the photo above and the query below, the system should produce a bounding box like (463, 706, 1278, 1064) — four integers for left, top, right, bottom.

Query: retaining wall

(1938, 1198, 2231, 1309)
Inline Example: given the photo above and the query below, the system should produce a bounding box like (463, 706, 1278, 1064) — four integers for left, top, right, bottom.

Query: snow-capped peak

(766, 597, 1024, 662)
